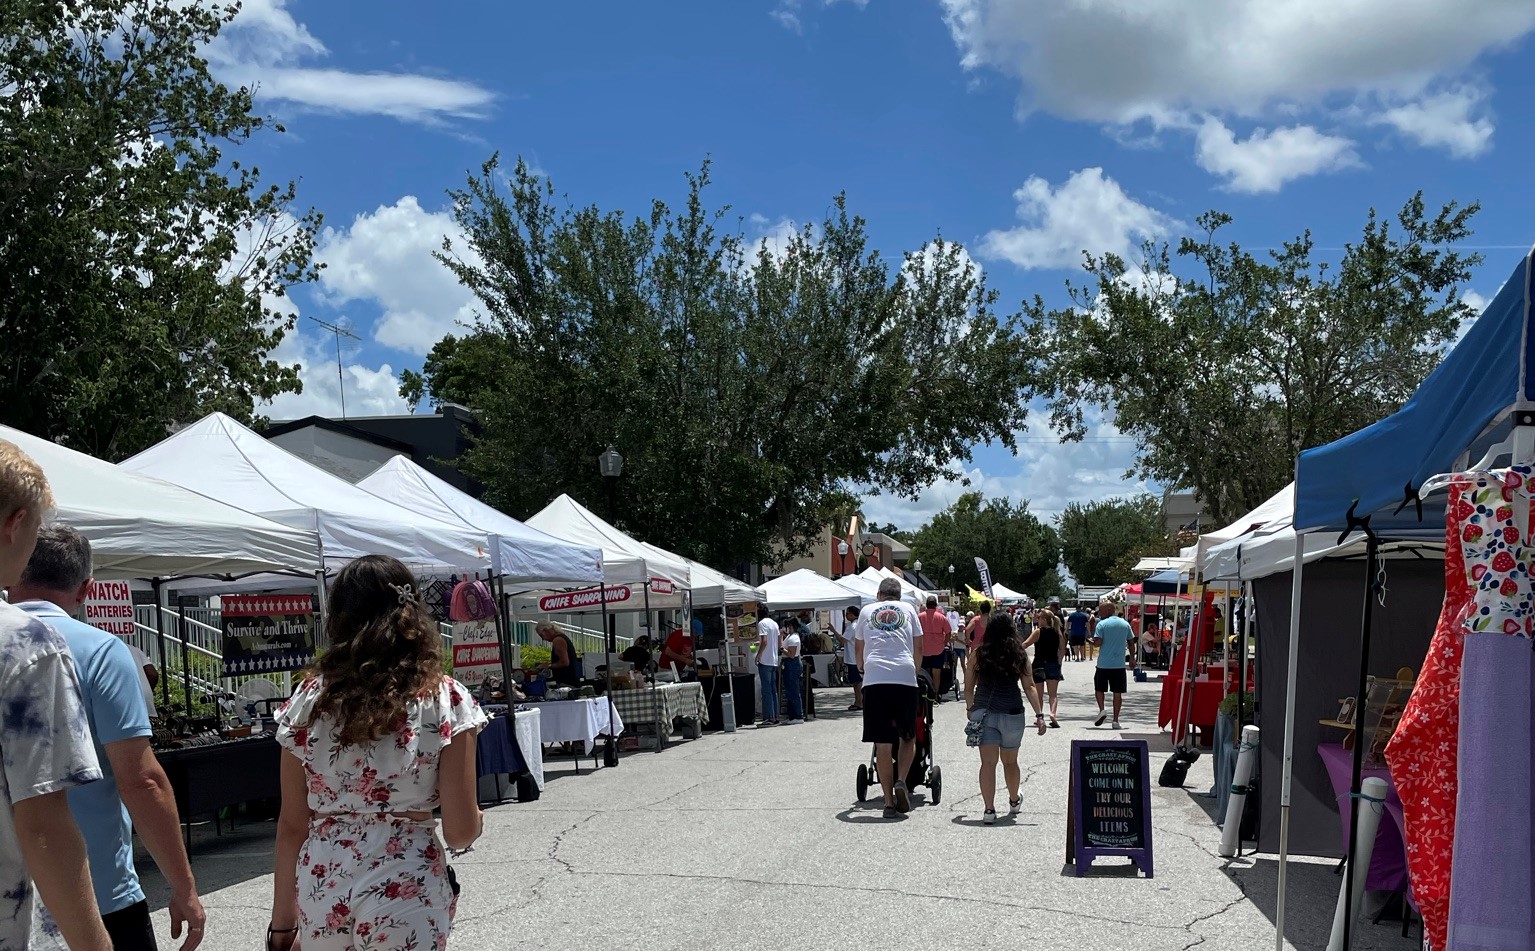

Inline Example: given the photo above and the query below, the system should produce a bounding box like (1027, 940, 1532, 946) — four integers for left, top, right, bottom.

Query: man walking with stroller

(855, 577, 923, 817)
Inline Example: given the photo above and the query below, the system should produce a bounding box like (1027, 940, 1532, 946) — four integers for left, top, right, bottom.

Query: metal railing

(510, 619, 630, 658)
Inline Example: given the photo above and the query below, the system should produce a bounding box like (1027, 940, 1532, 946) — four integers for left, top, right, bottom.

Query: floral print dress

(276, 676, 487, 951)
(1385, 468, 1535, 951)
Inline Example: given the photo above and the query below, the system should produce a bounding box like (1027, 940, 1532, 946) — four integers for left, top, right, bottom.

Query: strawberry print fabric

(1386, 468, 1534, 951)
(276, 676, 487, 950)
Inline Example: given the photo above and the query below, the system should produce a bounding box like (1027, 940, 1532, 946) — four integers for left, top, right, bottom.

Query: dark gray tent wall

(1253, 557, 1442, 856)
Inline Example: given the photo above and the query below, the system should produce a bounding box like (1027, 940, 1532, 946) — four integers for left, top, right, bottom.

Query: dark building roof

(261, 405, 482, 496)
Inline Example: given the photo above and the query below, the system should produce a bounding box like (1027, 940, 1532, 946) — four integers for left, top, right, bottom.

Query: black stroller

(855, 670, 942, 805)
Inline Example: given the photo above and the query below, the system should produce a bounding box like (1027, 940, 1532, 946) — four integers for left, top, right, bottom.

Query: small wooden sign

(1066, 739, 1154, 878)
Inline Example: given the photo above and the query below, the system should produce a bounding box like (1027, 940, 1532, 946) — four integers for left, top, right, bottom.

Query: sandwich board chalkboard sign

(1065, 739, 1154, 877)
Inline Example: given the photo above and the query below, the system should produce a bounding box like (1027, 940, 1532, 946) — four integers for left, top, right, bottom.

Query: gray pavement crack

(641, 761, 764, 808)
(546, 812, 598, 874)
(1178, 893, 1250, 951)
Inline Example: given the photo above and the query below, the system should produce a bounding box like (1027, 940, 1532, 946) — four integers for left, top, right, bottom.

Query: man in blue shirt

(1066, 604, 1092, 662)
(13, 526, 205, 951)
(1091, 599, 1136, 731)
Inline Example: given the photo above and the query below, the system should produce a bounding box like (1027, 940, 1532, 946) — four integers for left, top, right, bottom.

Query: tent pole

(644, 581, 660, 752)
(495, 575, 516, 699)
(1275, 528, 1307, 951)
(1339, 531, 1380, 951)
(152, 579, 171, 710)
(601, 584, 618, 768)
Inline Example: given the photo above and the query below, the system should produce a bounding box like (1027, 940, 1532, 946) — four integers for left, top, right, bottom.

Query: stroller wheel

(856, 763, 870, 802)
(929, 764, 942, 805)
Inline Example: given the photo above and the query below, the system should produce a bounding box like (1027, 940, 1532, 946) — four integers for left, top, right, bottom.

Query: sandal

(267, 926, 299, 951)
(1035, 713, 1047, 735)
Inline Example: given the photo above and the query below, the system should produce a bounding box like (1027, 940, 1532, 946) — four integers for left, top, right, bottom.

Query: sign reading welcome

(1066, 739, 1154, 878)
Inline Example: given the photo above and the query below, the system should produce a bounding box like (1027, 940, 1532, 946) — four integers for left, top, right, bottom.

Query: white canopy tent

(2, 424, 322, 579)
(357, 456, 601, 586)
(641, 544, 761, 607)
(855, 567, 922, 604)
(990, 582, 1028, 603)
(1194, 483, 1294, 573)
(121, 413, 492, 573)
(525, 494, 691, 591)
(761, 569, 866, 610)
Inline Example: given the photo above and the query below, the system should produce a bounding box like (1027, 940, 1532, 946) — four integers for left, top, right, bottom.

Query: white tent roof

(525, 494, 691, 588)
(664, 553, 763, 607)
(1207, 520, 1445, 582)
(357, 456, 600, 586)
(1194, 483, 1294, 574)
(761, 569, 866, 610)
(990, 582, 1028, 602)
(857, 567, 922, 605)
(2, 425, 322, 579)
(121, 414, 491, 573)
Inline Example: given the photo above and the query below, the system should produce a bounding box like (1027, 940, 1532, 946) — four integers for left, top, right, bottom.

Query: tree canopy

(1021, 195, 1481, 524)
(1057, 495, 1167, 587)
(905, 492, 1063, 600)
(403, 157, 1033, 568)
(0, 0, 319, 458)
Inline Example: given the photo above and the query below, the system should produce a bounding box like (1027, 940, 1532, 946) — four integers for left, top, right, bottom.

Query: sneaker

(893, 782, 912, 814)
(786, 718, 805, 725)
(1095, 711, 1109, 726)
(1112, 720, 1122, 731)
(758, 720, 777, 728)
(883, 805, 899, 819)
(983, 809, 997, 825)
(1008, 797, 1021, 816)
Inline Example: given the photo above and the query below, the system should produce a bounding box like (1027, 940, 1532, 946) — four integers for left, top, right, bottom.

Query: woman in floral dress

(268, 555, 488, 951)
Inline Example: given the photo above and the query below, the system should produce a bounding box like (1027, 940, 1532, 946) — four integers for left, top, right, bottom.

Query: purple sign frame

(1067, 738, 1155, 878)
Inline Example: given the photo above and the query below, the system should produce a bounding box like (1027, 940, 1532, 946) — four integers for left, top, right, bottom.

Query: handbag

(965, 709, 986, 747)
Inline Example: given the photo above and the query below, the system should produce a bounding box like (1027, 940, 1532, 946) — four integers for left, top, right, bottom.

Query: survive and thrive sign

(1066, 739, 1154, 878)
(220, 594, 316, 678)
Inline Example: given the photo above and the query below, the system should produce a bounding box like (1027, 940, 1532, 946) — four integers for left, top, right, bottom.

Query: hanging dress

(1385, 468, 1535, 951)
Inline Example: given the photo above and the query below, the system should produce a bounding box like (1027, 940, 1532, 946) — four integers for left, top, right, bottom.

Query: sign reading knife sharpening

(220, 594, 316, 678)
(649, 578, 675, 596)
(538, 585, 632, 613)
(451, 619, 501, 687)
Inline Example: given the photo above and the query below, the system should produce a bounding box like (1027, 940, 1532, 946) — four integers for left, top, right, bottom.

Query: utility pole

(306, 317, 361, 419)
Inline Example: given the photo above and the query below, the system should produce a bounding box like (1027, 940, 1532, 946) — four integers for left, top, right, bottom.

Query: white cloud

(317, 197, 479, 356)
(860, 414, 1151, 530)
(206, 0, 494, 123)
(264, 326, 411, 420)
(746, 214, 802, 262)
(938, 0, 1530, 179)
(772, 0, 869, 32)
(1194, 118, 1361, 193)
(938, 0, 1535, 123)
(1375, 86, 1495, 157)
(979, 168, 1176, 271)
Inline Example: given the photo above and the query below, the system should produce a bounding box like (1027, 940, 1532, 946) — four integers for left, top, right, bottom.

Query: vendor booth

(1263, 249, 1535, 951)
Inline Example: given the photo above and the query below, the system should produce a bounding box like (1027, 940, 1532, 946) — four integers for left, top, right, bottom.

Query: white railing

(510, 619, 630, 658)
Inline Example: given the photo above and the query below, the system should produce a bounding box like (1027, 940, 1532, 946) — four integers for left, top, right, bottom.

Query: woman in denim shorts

(964, 613, 1045, 824)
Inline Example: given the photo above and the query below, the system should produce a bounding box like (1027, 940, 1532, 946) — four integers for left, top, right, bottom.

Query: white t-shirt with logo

(757, 617, 781, 668)
(853, 599, 920, 688)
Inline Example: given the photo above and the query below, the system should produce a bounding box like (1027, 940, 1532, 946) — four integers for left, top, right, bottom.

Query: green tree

(1022, 195, 1481, 524)
(1058, 495, 1168, 586)
(404, 157, 1033, 568)
(0, 0, 320, 458)
(906, 492, 1062, 599)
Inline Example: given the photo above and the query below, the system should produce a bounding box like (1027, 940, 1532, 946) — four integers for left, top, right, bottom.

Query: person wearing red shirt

(917, 596, 953, 700)
(658, 626, 695, 678)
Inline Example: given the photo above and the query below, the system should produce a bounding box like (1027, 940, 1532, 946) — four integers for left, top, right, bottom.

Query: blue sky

(227, 0, 1535, 531)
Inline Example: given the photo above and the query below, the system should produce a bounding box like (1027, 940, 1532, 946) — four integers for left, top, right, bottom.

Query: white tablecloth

(514, 708, 544, 790)
(807, 653, 839, 687)
(524, 698, 624, 755)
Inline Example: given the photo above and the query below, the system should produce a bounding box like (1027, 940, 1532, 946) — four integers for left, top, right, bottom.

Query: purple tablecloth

(1317, 742, 1408, 893)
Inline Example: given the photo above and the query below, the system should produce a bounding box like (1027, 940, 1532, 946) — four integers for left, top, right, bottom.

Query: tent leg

(1275, 529, 1307, 951)
(153, 579, 172, 710)
(601, 586, 619, 768)
(1339, 531, 1380, 951)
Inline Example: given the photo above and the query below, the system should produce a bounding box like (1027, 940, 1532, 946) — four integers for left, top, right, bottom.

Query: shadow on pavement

(834, 806, 906, 824)
(1219, 856, 1417, 951)
(1058, 860, 1143, 878)
(950, 815, 1038, 828)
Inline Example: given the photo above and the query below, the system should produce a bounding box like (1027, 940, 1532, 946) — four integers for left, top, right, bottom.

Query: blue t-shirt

(1068, 610, 1091, 639)
(1094, 616, 1134, 671)
(20, 602, 152, 914)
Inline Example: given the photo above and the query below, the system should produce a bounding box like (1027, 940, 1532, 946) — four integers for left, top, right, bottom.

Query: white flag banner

(974, 557, 995, 599)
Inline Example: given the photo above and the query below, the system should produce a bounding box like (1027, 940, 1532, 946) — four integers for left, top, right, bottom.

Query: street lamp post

(596, 446, 624, 768)
(836, 540, 850, 579)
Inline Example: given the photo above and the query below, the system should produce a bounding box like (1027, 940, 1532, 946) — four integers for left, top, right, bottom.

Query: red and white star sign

(222, 594, 316, 617)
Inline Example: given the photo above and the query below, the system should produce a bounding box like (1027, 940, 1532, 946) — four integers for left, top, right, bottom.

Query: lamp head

(598, 446, 623, 479)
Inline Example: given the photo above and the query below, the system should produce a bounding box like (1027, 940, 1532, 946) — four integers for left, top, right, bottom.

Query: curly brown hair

(975, 612, 1027, 685)
(305, 554, 445, 747)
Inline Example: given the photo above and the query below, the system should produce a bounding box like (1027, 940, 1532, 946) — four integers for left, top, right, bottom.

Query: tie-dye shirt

(0, 600, 101, 950)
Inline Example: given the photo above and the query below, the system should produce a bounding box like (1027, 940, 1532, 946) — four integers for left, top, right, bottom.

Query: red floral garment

(276, 676, 488, 950)
(1385, 469, 1535, 951)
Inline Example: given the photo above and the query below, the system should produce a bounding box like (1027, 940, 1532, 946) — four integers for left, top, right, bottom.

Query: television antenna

(305, 317, 361, 419)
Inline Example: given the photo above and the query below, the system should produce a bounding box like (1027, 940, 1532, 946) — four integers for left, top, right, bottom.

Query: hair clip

(388, 582, 415, 605)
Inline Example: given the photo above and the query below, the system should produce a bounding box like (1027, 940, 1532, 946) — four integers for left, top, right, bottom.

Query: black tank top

(1033, 625, 1061, 666)
(551, 633, 581, 686)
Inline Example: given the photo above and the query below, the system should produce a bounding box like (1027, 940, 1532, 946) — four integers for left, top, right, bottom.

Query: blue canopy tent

(1273, 249, 1535, 951)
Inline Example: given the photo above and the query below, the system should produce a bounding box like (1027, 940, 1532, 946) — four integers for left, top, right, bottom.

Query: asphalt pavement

(141, 666, 1418, 951)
